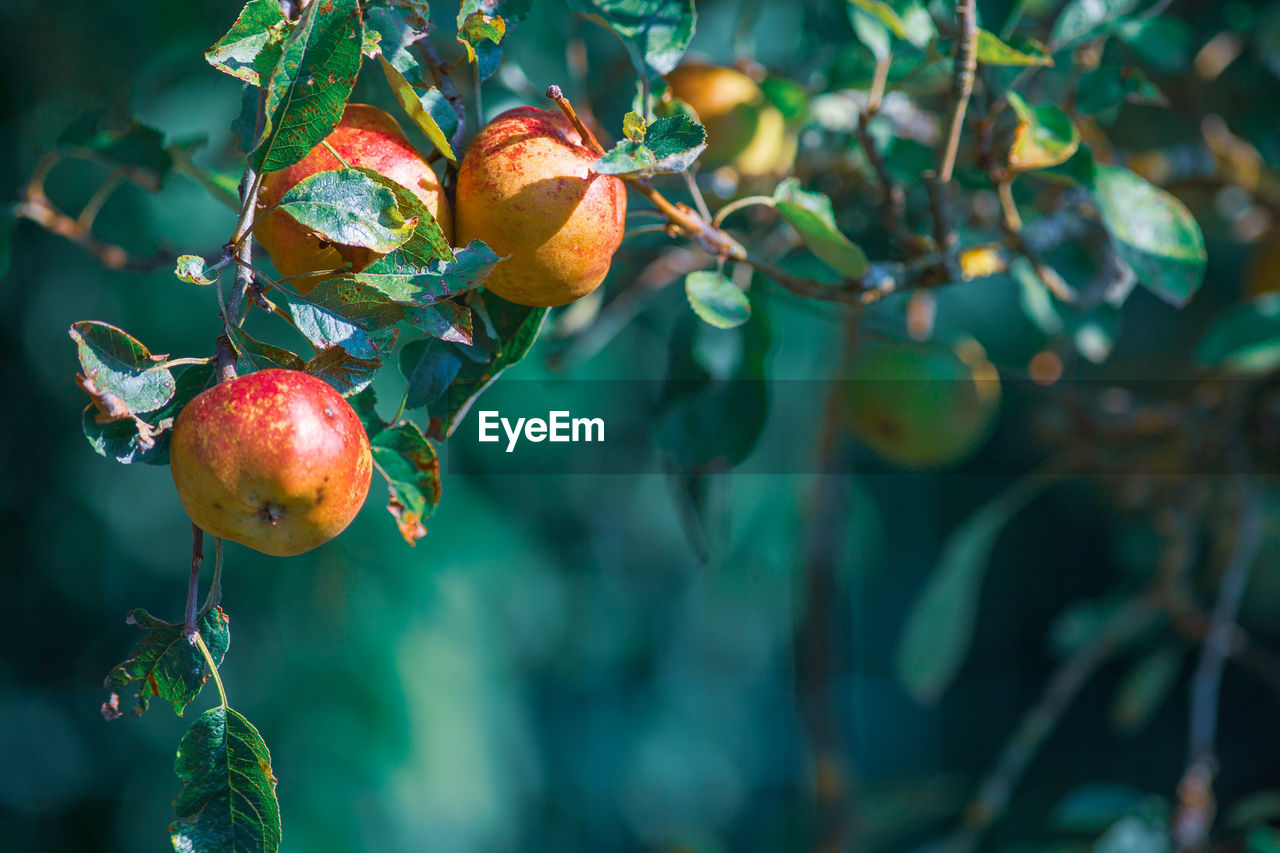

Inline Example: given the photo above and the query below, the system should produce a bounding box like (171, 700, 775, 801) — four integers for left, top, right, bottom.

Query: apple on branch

(254, 104, 452, 295)
(169, 369, 372, 557)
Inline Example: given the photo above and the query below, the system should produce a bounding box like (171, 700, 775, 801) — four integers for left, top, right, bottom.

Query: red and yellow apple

(842, 339, 1001, 468)
(454, 106, 627, 307)
(665, 63, 796, 179)
(169, 369, 372, 557)
(255, 103, 452, 295)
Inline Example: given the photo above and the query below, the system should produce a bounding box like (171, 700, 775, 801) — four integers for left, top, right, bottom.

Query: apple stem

(183, 524, 204, 639)
(545, 85, 607, 157)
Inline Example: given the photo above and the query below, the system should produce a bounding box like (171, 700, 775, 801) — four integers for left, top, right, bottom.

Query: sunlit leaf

(276, 168, 415, 254)
(204, 0, 290, 86)
(1051, 0, 1141, 49)
(70, 320, 176, 415)
(976, 29, 1053, 66)
(684, 271, 751, 329)
(1092, 165, 1206, 306)
(377, 55, 457, 162)
(1006, 92, 1079, 171)
(568, 0, 696, 76)
(251, 0, 363, 173)
(175, 255, 219, 285)
(773, 178, 868, 277)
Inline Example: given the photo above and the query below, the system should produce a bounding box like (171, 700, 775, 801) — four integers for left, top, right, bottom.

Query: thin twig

(938, 599, 1158, 853)
(545, 85, 606, 155)
(853, 55, 909, 247)
(1174, 471, 1264, 852)
(13, 196, 173, 272)
(928, 0, 978, 260)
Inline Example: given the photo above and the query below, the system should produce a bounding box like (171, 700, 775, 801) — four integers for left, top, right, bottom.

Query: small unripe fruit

(170, 369, 372, 557)
(842, 339, 1001, 468)
(455, 106, 627, 307)
(255, 104, 452, 295)
(665, 63, 796, 178)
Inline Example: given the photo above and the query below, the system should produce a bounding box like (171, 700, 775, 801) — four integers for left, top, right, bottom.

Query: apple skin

(665, 63, 796, 178)
(169, 369, 372, 557)
(842, 339, 1001, 469)
(255, 104, 452, 295)
(455, 106, 627, 307)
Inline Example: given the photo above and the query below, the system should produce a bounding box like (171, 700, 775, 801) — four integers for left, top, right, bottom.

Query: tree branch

(928, 0, 978, 260)
(1174, 470, 1265, 852)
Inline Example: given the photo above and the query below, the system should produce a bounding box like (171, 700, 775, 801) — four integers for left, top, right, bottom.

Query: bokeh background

(4, 1, 1280, 851)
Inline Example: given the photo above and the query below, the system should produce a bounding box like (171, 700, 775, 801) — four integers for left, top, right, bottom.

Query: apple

(454, 106, 627, 307)
(842, 339, 1001, 468)
(664, 63, 796, 179)
(169, 369, 372, 557)
(255, 103, 452, 295)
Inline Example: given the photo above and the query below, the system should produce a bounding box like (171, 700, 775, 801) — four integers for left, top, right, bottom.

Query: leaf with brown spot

(250, 0, 363, 173)
(104, 607, 230, 717)
(371, 421, 441, 544)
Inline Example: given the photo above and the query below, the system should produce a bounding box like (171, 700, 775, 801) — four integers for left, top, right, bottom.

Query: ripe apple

(454, 106, 627, 307)
(169, 369, 372, 557)
(255, 103, 452, 295)
(842, 339, 1001, 468)
(665, 63, 796, 179)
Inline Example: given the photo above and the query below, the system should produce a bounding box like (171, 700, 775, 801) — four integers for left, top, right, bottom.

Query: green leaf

(1248, 826, 1280, 853)
(1006, 92, 1079, 171)
(283, 290, 397, 364)
(847, 0, 934, 52)
(377, 55, 457, 162)
(976, 29, 1053, 66)
(276, 168, 415, 253)
(568, 0, 696, 76)
(303, 341, 392, 396)
(684, 271, 751, 329)
(1075, 64, 1169, 119)
(70, 320, 176, 415)
(399, 339, 464, 410)
(428, 292, 547, 439)
(1196, 294, 1280, 374)
(170, 706, 281, 853)
(1050, 0, 1141, 49)
(354, 240, 499, 308)
(364, 0, 430, 75)
(760, 77, 808, 122)
(456, 0, 531, 81)
(371, 421, 441, 544)
(593, 113, 706, 176)
(204, 0, 290, 87)
(348, 385, 386, 439)
(301, 277, 409, 331)
(1092, 165, 1206, 307)
(349, 165, 453, 265)
(83, 363, 214, 466)
(250, 0, 363, 173)
(175, 255, 219, 285)
(232, 332, 306, 375)
(57, 112, 173, 192)
(104, 608, 229, 716)
(773, 178, 869, 277)
(405, 299, 474, 344)
(849, 7, 892, 60)
(895, 474, 1054, 703)
(1116, 15, 1193, 73)
(1111, 645, 1183, 734)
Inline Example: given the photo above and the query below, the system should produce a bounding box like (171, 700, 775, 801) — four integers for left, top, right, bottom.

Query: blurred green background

(5, 0, 1280, 851)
